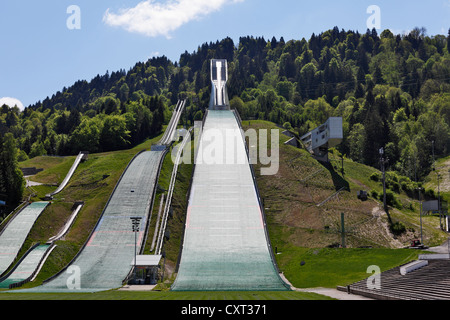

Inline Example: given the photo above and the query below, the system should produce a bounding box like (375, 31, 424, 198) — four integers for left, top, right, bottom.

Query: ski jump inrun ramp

(46, 151, 87, 199)
(172, 59, 289, 291)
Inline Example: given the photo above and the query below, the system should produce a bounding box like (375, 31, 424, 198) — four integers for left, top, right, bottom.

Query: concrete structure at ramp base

(172, 59, 289, 291)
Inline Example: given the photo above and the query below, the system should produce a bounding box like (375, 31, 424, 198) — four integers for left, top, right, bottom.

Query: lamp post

(432, 141, 442, 229)
(341, 213, 346, 248)
(416, 187, 424, 245)
(379, 147, 392, 224)
(130, 216, 142, 284)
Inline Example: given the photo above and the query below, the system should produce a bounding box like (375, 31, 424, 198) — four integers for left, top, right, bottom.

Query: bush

(388, 180, 401, 193)
(385, 172, 401, 193)
(370, 172, 380, 182)
(401, 181, 413, 193)
(388, 172, 399, 183)
(390, 221, 406, 236)
(370, 189, 379, 198)
(379, 190, 402, 209)
(424, 188, 436, 199)
(283, 122, 293, 131)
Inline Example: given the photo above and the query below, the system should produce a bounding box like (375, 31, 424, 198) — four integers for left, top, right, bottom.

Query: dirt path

(371, 206, 404, 248)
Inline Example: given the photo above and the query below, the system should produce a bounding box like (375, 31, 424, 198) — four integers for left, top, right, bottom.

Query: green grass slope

(2, 120, 448, 298)
(243, 120, 447, 289)
(243, 120, 448, 250)
(7, 135, 163, 287)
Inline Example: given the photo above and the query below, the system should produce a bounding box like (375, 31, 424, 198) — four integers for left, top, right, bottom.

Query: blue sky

(0, 0, 449, 109)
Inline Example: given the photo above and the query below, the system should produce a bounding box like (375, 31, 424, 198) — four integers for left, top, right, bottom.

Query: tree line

(1, 26, 449, 210)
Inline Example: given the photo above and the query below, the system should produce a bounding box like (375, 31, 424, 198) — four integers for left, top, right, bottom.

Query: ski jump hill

(7, 59, 288, 293)
(9, 102, 185, 293)
(172, 59, 289, 291)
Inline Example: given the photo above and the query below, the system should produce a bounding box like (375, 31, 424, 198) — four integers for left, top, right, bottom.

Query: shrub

(390, 221, 406, 236)
(389, 172, 399, 182)
(370, 189, 379, 198)
(389, 181, 401, 193)
(385, 172, 401, 193)
(370, 172, 380, 182)
(379, 190, 402, 209)
(424, 188, 436, 199)
(401, 181, 413, 193)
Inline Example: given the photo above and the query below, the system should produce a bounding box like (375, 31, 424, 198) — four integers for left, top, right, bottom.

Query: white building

(300, 117, 343, 162)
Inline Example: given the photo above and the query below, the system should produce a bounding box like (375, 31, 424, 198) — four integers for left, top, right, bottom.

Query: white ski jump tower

(300, 117, 343, 162)
(209, 59, 230, 110)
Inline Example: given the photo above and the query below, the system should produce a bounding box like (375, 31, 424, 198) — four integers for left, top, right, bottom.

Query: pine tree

(447, 28, 450, 53)
(0, 133, 24, 206)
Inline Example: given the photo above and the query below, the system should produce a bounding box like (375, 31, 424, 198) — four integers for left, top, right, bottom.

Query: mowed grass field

(276, 247, 420, 289)
(0, 290, 331, 300)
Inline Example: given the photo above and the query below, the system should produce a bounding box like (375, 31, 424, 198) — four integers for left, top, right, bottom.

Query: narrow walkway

(279, 273, 373, 300)
(296, 287, 374, 300)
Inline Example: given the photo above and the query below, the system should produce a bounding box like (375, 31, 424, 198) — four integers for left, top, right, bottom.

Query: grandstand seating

(339, 259, 450, 300)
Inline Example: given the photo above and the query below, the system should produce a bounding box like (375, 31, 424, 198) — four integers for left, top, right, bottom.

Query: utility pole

(438, 173, 442, 229)
(416, 187, 424, 245)
(432, 141, 441, 229)
(341, 212, 346, 248)
(379, 147, 392, 224)
(432, 141, 442, 230)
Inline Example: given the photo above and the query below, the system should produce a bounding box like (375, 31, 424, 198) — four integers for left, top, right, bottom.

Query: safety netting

(20, 151, 164, 293)
(172, 110, 289, 291)
(0, 202, 49, 275)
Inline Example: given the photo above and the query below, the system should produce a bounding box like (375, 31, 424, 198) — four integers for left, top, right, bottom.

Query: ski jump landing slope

(0, 244, 51, 289)
(0, 202, 49, 276)
(172, 110, 289, 291)
(21, 151, 164, 293)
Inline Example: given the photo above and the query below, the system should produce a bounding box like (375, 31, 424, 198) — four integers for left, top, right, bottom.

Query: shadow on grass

(319, 161, 350, 192)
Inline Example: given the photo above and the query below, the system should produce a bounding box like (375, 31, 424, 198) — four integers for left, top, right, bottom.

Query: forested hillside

(1, 27, 449, 209)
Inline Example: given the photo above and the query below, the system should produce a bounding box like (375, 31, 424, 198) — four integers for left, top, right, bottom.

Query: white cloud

(103, 0, 244, 38)
(0, 97, 25, 111)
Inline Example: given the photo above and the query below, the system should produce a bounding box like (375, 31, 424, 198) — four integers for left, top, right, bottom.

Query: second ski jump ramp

(172, 110, 289, 291)
(159, 100, 186, 146)
(0, 244, 51, 289)
(0, 202, 49, 276)
(22, 150, 164, 292)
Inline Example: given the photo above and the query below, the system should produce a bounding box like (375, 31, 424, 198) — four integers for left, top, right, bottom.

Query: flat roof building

(300, 117, 343, 162)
